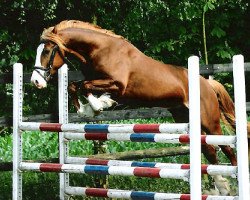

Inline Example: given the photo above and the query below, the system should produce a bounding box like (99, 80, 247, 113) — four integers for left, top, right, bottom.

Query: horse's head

(31, 41, 65, 88)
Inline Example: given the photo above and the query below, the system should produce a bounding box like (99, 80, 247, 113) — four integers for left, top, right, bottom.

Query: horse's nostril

(35, 80, 39, 85)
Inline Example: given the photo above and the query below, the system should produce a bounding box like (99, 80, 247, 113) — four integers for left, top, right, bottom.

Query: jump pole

(188, 56, 202, 200)
(13, 63, 23, 200)
(233, 55, 250, 200)
(58, 64, 69, 199)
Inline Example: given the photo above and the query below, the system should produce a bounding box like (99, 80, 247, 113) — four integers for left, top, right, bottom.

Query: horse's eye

(43, 49, 50, 55)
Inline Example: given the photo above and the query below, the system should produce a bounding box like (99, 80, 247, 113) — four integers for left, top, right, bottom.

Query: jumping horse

(31, 20, 250, 195)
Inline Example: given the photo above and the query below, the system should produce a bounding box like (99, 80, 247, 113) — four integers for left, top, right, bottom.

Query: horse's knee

(68, 82, 79, 94)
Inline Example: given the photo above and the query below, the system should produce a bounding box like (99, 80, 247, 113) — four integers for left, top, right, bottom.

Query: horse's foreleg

(68, 81, 96, 117)
(68, 81, 81, 110)
(82, 79, 119, 112)
(83, 79, 121, 94)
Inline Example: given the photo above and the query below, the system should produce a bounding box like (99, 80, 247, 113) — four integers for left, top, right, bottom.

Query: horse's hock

(13, 56, 249, 199)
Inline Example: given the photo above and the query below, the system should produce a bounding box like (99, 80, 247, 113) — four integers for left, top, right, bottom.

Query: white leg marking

(98, 93, 117, 109)
(77, 94, 117, 117)
(213, 175, 231, 195)
(77, 100, 95, 117)
(87, 94, 104, 112)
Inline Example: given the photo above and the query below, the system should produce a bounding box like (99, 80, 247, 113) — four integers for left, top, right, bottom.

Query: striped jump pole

(19, 162, 190, 181)
(19, 122, 189, 133)
(64, 187, 238, 200)
(19, 158, 237, 177)
(65, 157, 237, 177)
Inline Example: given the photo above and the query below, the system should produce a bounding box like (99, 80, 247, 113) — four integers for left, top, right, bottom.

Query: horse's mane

(54, 20, 123, 39)
(40, 20, 123, 52)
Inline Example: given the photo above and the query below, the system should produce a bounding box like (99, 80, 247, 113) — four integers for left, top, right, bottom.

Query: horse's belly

(116, 96, 184, 108)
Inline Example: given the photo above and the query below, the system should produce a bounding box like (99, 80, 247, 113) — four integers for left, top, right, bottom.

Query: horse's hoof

(98, 94, 117, 109)
(77, 100, 96, 117)
(203, 189, 220, 195)
(213, 175, 231, 196)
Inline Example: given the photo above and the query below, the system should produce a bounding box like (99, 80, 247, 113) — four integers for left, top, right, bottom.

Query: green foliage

(0, 0, 249, 69)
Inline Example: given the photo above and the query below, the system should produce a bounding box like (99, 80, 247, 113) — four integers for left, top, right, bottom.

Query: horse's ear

(47, 26, 56, 33)
(52, 27, 56, 33)
(44, 26, 56, 34)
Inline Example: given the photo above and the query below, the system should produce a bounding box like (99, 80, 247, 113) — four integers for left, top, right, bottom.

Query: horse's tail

(207, 79, 250, 141)
(207, 79, 236, 129)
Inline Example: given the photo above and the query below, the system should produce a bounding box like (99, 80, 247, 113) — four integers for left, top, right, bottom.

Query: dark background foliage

(0, 0, 249, 118)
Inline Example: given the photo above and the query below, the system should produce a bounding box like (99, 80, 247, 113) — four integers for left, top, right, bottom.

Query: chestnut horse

(31, 20, 249, 195)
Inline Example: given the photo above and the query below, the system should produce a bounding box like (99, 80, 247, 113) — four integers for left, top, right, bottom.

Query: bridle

(34, 42, 78, 82)
(34, 44, 60, 82)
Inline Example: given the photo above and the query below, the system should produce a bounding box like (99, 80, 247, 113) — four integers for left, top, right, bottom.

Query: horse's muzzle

(31, 69, 47, 89)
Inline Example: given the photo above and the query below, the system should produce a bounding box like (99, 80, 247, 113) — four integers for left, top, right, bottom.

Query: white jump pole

(233, 55, 249, 200)
(58, 64, 69, 199)
(12, 63, 23, 200)
(188, 56, 201, 199)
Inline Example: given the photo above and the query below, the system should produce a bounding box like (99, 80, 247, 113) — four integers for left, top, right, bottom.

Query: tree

(0, 0, 249, 116)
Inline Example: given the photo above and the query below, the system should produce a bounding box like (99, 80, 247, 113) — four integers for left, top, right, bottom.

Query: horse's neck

(60, 28, 107, 53)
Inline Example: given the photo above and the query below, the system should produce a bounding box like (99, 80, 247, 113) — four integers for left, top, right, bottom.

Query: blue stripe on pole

(84, 165, 109, 175)
(131, 191, 155, 200)
(84, 124, 109, 133)
(130, 134, 155, 142)
(131, 161, 156, 168)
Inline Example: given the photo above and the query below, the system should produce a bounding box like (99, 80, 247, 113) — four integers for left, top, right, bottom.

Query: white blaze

(34, 43, 44, 66)
(31, 43, 47, 88)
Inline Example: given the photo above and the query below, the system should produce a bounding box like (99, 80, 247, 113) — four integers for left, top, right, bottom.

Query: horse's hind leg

(201, 108, 236, 195)
(219, 145, 237, 166)
(170, 105, 232, 195)
(169, 106, 219, 164)
(204, 118, 237, 166)
(201, 143, 218, 164)
(201, 132, 232, 195)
